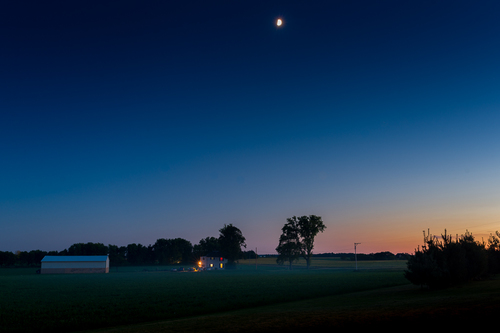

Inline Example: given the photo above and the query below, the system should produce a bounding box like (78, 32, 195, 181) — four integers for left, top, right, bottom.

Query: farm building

(199, 251, 227, 270)
(41, 255, 109, 274)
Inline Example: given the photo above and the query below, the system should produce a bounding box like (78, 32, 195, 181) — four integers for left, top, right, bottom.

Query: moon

(276, 19, 282, 27)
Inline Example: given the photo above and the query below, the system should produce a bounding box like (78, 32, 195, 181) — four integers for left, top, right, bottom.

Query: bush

(405, 230, 489, 289)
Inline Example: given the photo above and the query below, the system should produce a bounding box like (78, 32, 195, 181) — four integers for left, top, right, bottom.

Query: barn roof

(41, 255, 109, 262)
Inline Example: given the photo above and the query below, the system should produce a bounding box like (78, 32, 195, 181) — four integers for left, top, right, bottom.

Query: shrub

(405, 230, 489, 289)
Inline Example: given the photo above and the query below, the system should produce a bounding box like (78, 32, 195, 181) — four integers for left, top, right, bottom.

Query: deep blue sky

(2, 1, 500, 254)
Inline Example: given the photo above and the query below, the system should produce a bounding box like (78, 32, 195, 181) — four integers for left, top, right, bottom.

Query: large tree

(126, 243, 150, 265)
(276, 218, 302, 270)
(281, 215, 326, 269)
(0, 251, 16, 266)
(108, 244, 127, 266)
(297, 215, 326, 268)
(153, 238, 193, 265)
(218, 224, 246, 268)
(68, 242, 108, 256)
(193, 236, 220, 258)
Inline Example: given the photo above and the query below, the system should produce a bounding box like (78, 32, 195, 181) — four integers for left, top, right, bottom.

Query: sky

(2, 0, 500, 255)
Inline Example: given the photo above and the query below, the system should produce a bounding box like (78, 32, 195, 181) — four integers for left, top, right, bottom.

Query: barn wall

(42, 261, 107, 269)
(41, 267, 108, 274)
(41, 260, 109, 274)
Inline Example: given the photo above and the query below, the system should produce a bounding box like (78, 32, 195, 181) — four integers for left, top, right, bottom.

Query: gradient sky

(2, 1, 500, 255)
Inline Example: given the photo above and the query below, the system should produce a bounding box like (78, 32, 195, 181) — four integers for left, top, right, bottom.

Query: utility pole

(354, 243, 361, 271)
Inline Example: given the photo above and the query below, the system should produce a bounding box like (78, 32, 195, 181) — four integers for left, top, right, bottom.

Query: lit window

(210, 263, 213, 268)
(219, 263, 224, 268)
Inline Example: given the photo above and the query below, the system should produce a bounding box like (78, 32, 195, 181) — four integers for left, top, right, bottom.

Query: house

(199, 251, 227, 270)
(40, 255, 109, 274)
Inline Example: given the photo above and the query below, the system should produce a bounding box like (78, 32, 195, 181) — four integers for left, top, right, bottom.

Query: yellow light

(277, 19, 282, 27)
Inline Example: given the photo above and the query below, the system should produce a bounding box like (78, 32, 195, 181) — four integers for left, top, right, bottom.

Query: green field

(244, 256, 408, 270)
(1, 258, 498, 332)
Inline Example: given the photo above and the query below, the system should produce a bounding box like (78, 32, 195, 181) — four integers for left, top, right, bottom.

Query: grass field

(241, 256, 408, 270)
(91, 275, 500, 332)
(1, 258, 497, 332)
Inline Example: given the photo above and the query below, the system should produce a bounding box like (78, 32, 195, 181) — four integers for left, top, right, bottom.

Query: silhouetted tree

(193, 236, 220, 258)
(20, 251, 31, 266)
(171, 238, 194, 263)
(276, 218, 302, 270)
(0, 251, 16, 266)
(108, 244, 127, 266)
(68, 242, 108, 256)
(218, 224, 246, 268)
(153, 238, 193, 265)
(126, 243, 151, 265)
(405, 229, 489, 289)
(29, 250, 47, 266)
(371, 251, 396, 260)
(295, 215, 326, 269)
(153, 238, 175, 264)
(241, 250, 257, 260)
(487, 231, 500, 274)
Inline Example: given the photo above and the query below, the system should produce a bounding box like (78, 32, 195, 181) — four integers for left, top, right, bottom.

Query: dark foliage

(193, 236, 220, 258)
(68, 242, 108, 256)
(126, 243, 154, 265)
(275, 218, 302, 270)
(153, 238, 193, 265)
(276, 215, 326, 269)
(336, 252, 412, 261)
(240, 250, 257, 259)
(2, 225, 246, 267)
(0, 250, 48, 267)
(218, 224, 246, 267)
(0, 251, 16, 266)
(404, 229, 495, 289)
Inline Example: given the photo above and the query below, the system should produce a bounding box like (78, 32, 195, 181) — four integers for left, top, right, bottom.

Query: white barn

(41, 255, 109, 274)
(199, 251, 228, 270)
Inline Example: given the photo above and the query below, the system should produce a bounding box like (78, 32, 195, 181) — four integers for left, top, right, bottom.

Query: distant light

(277, 19, 282, 27)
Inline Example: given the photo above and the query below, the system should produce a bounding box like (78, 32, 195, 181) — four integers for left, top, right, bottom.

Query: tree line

(334, 251, 412, 261)
(405, 229, 500, 289)
(0, 224, 250, 268)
